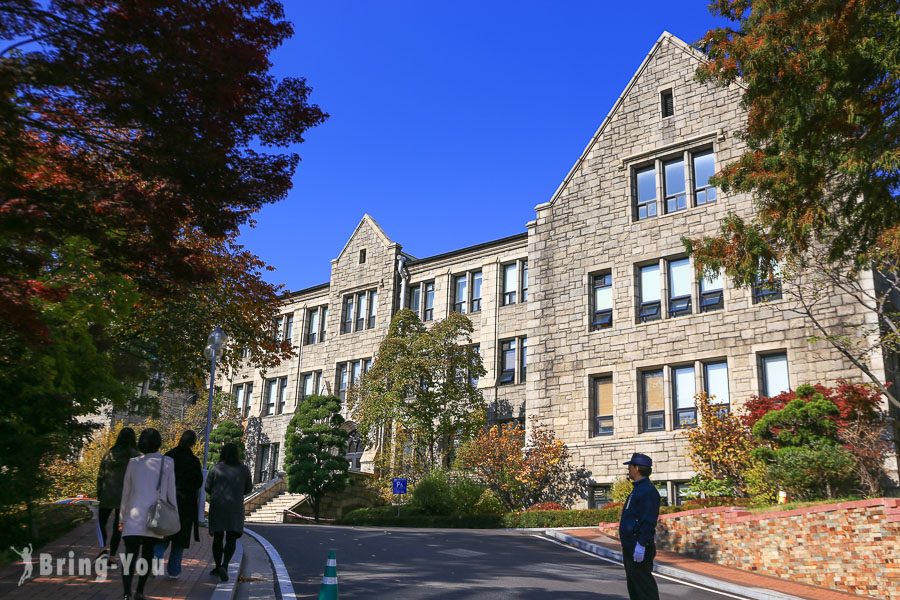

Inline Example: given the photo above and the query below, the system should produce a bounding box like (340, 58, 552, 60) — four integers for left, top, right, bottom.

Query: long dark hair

(219, 443, 240, 466)
(113, 427, 137, 449)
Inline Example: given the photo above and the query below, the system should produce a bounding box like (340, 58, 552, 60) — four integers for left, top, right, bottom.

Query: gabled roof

(536, 32, 709, 213)
(333, 213, 395, 263)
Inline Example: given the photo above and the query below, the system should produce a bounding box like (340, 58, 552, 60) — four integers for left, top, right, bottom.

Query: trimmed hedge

(338, 506, 503, 528)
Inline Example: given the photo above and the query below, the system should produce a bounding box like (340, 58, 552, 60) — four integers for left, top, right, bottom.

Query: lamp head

(207, 326, 228, 352)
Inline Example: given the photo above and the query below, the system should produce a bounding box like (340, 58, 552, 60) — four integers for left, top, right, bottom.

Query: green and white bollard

(318, 549, 338, 600)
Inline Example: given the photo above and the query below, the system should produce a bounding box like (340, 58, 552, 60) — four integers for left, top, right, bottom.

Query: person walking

(153, 430, 203, 579)
(619, 452, 661, 600)
(96, 427, 140, 567)
(205, 442, 252, 582)
(119, 428, 177, 600)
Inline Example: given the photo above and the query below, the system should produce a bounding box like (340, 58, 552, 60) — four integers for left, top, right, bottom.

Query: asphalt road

(248, 524, 733, 599)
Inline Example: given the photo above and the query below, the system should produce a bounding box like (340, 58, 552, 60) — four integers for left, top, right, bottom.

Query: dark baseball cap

(623, 453, 652, 467)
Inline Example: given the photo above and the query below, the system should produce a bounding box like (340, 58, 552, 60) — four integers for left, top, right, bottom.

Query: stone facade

(224, 32, 899, 500)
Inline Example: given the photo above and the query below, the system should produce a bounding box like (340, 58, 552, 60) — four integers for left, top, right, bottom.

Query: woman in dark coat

(153, 430, 203, 578)
(205, 442, 252, 582)
(96, 427, 140, 565)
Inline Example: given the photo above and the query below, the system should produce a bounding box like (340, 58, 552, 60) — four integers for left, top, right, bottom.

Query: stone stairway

(246, 490, 307, 523)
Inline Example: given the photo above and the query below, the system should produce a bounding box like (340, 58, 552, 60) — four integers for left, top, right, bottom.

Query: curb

(543, 530, 803, 600)
(244, 527, 297, 600)
(209, 540, 243, 600)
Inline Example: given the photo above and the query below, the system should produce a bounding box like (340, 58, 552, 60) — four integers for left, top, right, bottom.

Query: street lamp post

(199, 326, 228, 524)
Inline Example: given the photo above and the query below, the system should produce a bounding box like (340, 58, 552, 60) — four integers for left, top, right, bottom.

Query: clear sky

(239, 1, 727, 292)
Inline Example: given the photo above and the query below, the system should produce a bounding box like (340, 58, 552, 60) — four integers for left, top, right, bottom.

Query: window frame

(471, 270, 483, 313)
(663, 157, 687, 214)
(702, 360, 731, 414)
(699, 269, 724, 313)
(667, 257, 693, 318)
(640, 368, 665, 432)
(634, 164, 658, 221)
(423, 281, 435, 321)
(502, 262, 518, 306)
(498, 338, 517, 385)
(660, 89, 674, 118)
(589, 484, 612, 509)
(591, 272, 613, 330)
(591, 375, 614, 437)
(760, 352, 790, 398)
(672, 364, 697, 429)
(452, 273, 468, 314)
(692, 148, 717, 206)
(638, 263, 662, 323)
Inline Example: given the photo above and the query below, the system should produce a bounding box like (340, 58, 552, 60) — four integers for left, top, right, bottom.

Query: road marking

(245, 527, 297, 600)
(438, 548, 486, 558)
(533, 535, 751, 600)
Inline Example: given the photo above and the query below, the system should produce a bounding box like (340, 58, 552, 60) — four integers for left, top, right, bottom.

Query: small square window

(661, 89, 674, 118)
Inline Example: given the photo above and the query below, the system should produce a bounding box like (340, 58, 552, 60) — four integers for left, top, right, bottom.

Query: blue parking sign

(392, 477, 407, 495)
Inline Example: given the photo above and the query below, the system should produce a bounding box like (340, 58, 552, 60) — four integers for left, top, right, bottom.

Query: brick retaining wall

(599, 498, 900, 599)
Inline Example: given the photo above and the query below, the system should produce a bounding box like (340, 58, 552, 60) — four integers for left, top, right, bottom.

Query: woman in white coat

(119, 428, 177, 600)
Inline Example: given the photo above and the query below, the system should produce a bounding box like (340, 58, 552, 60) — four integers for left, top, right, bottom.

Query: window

(674, 482, 692, 506)
(661, 89, 674, 117)
(337, 363, 348, 402)
(471, 271, 482, 312)
(656, 482, 670, 507)
(673, 365, 697, 428)
(635, 165, 657, 220)
(453, 274, 467, 313)
(305, 306, 328, 345)
(641, 369, 665, 431)
(761, 352, 790, 397)
(359, 248, 366, 264)
(521, 261, 528, 302)
(341, 295, 354, 334)
(233, 382, 253, 417)
(502, 263, 518, 305)
(300, 371, 320, 401)
(342, 290, 377, 333)
(589, 485, 612, 509)
(520, 337, 527, 381)
(351, 360, 362, 386)
(699, 269, 724, 312)
(264, 377, 287, 416)
(498, 339, 517, 385)
(703, 361, 731, 412)
(469, 344, 480, 387)
(283, 314, 293, 343)
(592, 376, 614, 436)
(667, 258, 692, 317)
(753, 262, 783, 303)
(664, 158, 686, 213)
(409, 284, 421, 314)
(273, 314, 292, 343)
(693, 149, 716, 205)
(638, 264, 661, 322)
(423, 282, 435, 321)
(591, 272, 613, 330)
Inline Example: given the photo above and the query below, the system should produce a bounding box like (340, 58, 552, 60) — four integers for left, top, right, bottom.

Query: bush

(760, 442, 856, 500)
(337, 506, 503, 528)
(503, 507, 622, 528)
(611, 477, 633, 503)
(449, 477, 486, 515)
(0, 504, 91, 565)
(473, 489, 505, 515)
(411, 470, 454, 515)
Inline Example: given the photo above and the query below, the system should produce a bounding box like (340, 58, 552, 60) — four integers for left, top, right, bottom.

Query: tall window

(591, 272, 613, 330)
(264, 377, 287, 416)
(693, 149, 716, 205)
(502, 263, 518, 305)
(336, 359, 370, 403)
(703, 361, 730, 412)
(409, 284, 421, 314)
(367, 290, 377, 329)
(673, 365, 697, 428)
(305, 306, 327, 345)
(520, 337, 527, 381)
(423, 282, 435, 321)
(521, 261, 528, 302)
(667, 258, 692, 317)
(635, 165, 657, 220)
(355, 291, 367, 331)
(321, 307, 328, 341)
(660, 89, 674, 118)
(498, 339, 517, 385)
(337, 363, 348, 402)
(760, 352, 789, 397)
(284, 314, 293, 343)
(664, 158, 686, 213)
(233, 382, 253, 417)
(453, 274, 468, 313)
(300, 372, 320, 401)
(592, 376, 614, 436)
(638, 263, 661, 322)
(641, 369, 665, 432)
(753, 262, 783, 303)
(273, 314, 292, 343)
(699, 269, 724, 312)
(341, 295, 354, 334)
(471, 271, 483, 312)
(469, 344, 481, 387)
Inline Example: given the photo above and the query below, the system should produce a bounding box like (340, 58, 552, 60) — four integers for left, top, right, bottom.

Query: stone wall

(600, 498, 900, 599)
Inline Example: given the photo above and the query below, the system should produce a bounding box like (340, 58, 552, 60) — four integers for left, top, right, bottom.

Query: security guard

(619, 452, 661, 600)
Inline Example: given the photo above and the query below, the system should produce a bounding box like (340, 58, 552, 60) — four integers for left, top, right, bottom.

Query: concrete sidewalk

(551, 528, 875, 600)
(0, 521, 224, 600)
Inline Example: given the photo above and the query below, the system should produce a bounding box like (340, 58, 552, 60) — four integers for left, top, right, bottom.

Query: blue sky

(240, 2, 726, 291)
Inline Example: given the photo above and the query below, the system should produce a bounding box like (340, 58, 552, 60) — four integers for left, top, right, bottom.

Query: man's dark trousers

(622, 543, 659, 600)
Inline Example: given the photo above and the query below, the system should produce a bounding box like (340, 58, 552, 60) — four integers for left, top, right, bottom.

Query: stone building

(224, 32, 899, 506)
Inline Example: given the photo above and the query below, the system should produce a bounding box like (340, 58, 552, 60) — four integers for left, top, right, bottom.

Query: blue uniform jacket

(618, 478, 661, 551)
